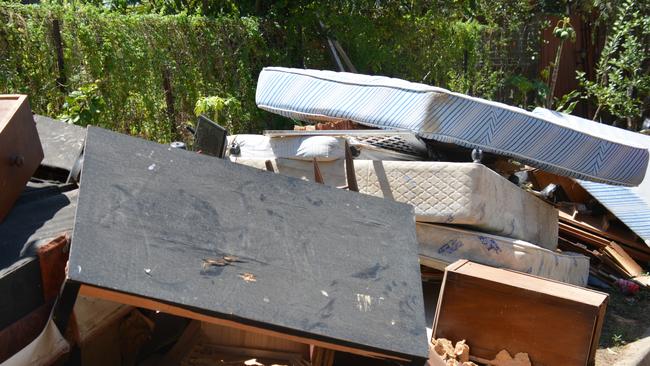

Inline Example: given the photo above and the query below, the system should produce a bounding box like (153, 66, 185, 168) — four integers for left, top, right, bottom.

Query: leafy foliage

(0, 3, 275, 141)
(577, 0, 650, 128)
(0, 1, 561, 141)
(58, 82, 106, 126)
(194, 95, 249, 133)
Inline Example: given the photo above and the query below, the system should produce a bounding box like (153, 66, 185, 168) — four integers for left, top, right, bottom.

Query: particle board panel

(33, 114, 85, 173)
(68, 127, 428, 363)
(433, 260, 608, 366)
(0, 95, 44, 222)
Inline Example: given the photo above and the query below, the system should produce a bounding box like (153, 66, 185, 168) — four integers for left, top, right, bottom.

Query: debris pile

(1, 67, 649, 366)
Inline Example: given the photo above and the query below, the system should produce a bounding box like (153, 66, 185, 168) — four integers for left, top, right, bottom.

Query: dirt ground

(596, 277, 650, 365)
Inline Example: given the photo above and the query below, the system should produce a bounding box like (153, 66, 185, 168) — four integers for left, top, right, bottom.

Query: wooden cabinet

(433, 260, 608, 366)
(0, 95, 44, 222)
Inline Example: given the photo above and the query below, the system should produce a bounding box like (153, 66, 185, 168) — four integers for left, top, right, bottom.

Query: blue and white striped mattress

(256, 67, 649, 186)
(533, 108, 650, 246)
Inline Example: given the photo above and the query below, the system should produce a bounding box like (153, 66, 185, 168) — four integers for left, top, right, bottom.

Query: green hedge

(0, 3, 540, 142)
(1, 4, 281, 141)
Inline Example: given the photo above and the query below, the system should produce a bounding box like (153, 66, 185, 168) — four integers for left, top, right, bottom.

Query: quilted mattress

(354, 160, 558, 250)
(230, 157, 558, 250)
(256, 67, 649, 186)
(416, 223, 589, 286)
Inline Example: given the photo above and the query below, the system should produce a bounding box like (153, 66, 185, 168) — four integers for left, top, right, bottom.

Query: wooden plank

(433, 260, 608, 366)
(559, 210, 648, 254)
(602, 242, 643, 277)
(37, 234, 69, 301)
(557, 237, 601, 260)
(201, 321, 309, 358)
(312, 158, 324, 184)
(264, 160, 275, 172)
(344, 140, 358, 192)
(0, 95, 44, 222)
(312, 346, 335, 366)
(79, 285, 409, 362)
(68, 127, 428, 362)
(559, 222, 609, 249)
(560, 220, 650, 266)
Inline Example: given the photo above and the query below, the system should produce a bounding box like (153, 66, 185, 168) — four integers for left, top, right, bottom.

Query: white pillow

(227, 134, 345, 161)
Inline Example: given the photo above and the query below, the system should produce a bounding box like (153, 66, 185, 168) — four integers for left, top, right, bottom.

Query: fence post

(52, 19, 67, 93)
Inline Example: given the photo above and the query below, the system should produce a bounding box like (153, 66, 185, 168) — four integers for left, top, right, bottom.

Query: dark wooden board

(433, 260, 608, 366)
(68, 127, 428, 361)
(0, 95, 44, 222)
(0, 258, 43, 330)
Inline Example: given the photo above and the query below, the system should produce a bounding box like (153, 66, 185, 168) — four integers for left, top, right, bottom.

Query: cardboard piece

(433, 260, 608, 366)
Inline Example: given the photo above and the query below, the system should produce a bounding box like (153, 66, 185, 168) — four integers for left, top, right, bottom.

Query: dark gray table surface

(68, 126, 428, 361)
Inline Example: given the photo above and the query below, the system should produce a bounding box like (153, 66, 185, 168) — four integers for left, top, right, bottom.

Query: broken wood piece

(344, 140, 358, 192)
(264, 160, 275, 173)
(559, 209, 642, 247)
(454, 340, 469, 362)
(312, 158, 324, 184)
(432, 338, 454, 359)
(602, 242, 643, 277)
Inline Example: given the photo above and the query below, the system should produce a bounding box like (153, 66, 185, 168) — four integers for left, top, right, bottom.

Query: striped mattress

(256, 67, 648, 186)
(534, 108, 650, 246)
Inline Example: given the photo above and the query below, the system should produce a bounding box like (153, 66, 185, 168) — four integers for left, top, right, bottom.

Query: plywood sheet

(68, 127, 428, 362)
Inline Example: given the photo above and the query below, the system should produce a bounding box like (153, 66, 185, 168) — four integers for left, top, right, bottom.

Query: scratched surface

(68, 127, 428, 361)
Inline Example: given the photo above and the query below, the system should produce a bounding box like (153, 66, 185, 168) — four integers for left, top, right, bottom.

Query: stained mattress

(416, 223, 589, 286)
(417, 223, 589, 286)
(230, 158, 559, 250)
(354, 160, 558, 249)
(256, 67, 648, 186)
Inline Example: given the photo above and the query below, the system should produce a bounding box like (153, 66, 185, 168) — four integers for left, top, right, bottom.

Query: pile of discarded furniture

(1, 67, 649, 366)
